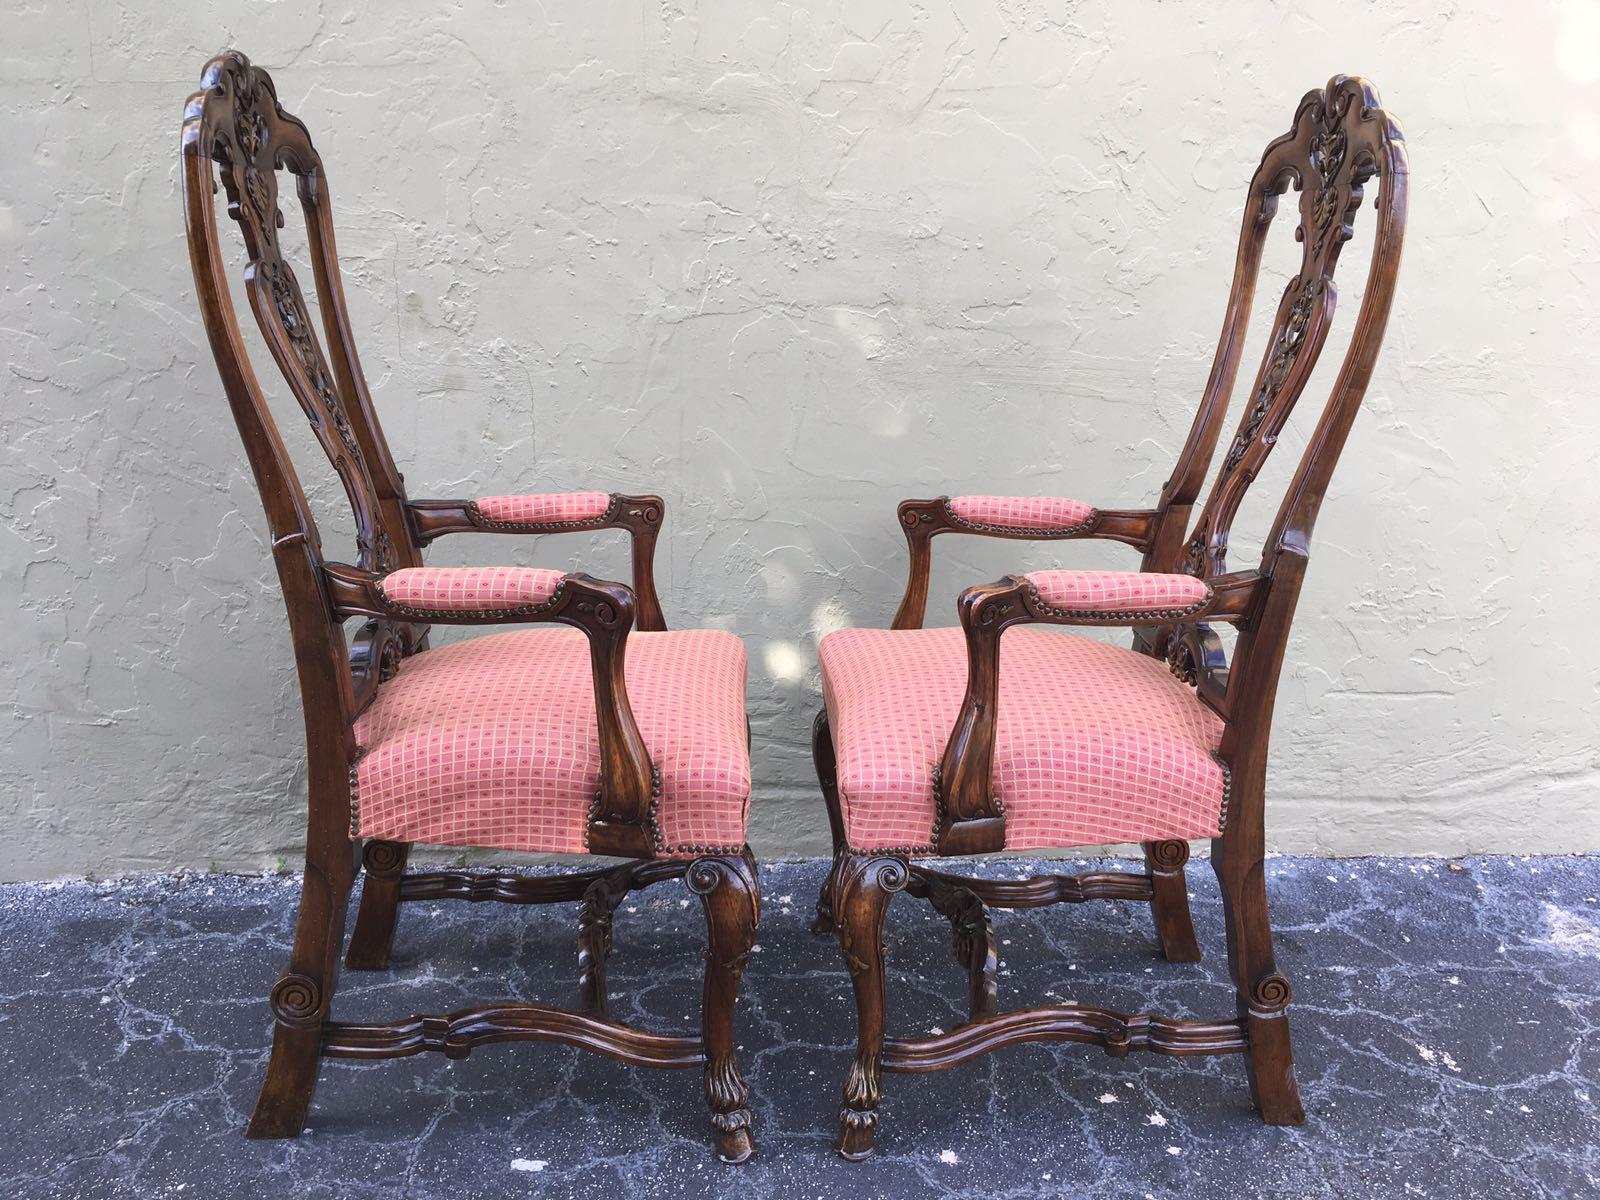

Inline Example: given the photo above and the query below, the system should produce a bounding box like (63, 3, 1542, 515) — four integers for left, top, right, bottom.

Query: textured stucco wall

(4, 1, 1599, 880)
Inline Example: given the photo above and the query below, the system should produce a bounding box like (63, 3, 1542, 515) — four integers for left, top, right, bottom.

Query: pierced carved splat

(188, 52, 397, 575)
(1179, 76, 1394, 587)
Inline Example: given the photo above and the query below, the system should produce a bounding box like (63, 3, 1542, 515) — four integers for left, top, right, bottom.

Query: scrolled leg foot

(1245, 972, 1305, 1124)
(830, 855, 906, 1161)
(689, 851, 761, 1163)
(1214, 841, 1305, 1126)
(248, 851, 354, 1138)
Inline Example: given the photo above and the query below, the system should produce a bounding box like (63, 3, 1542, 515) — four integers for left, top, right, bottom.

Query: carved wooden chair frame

(182, 51, 758, 1162)
(812, 77, 1408, 1157)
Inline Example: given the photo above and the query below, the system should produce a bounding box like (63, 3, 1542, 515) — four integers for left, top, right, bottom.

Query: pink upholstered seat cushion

(819, 626, 1226, 854)
(474, 491, 614, 527)
(354, 629, 750, 858)
(1024, 569, 1212, 617)
(947, 495, 1096, 532)
(378, 566, 566, 615)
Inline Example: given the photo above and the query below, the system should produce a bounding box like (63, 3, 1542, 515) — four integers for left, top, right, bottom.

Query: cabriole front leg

(830, 854, 908, 1160)
(688, 850, 761, 1164)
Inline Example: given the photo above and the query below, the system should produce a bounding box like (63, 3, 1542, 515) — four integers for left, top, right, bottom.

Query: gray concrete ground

(1, 856, 1596, 1199)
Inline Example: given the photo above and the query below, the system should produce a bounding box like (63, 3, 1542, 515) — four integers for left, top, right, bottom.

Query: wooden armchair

(181, 52, 758, 1162)
(811, 77, 1407, 1157)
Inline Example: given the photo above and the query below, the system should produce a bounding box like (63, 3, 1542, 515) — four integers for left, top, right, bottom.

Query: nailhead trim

(465, 493, 621, 533)
(369, 591, 740, 861)
(1021, 577, 1213, 624)
(943, 497, 1098, 538)
(848, 761, 941, 857)
(348, 751, 365, 838)
(1214, 754, 1233, 834)
(374, 575, 569, 622)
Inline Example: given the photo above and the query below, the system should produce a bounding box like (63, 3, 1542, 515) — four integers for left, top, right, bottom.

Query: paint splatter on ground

(1, 856, 1596, 1198)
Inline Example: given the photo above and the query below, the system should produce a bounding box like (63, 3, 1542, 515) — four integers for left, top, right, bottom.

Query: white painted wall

(4, 1, 1598, 879)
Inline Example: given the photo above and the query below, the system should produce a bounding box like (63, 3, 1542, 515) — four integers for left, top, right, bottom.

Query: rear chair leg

(1143, 839, 1202, 963)
(811, 712, 846, 935)
(831, 855, 907, 1160)
(1213, 840, 1304, 1125)
(689, 850, 761, 1164)
(247, 846, 357, 1138)
(346, 840, 409, 970)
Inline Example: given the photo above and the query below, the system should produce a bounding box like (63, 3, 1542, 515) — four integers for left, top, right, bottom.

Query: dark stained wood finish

(822, 76, 1406, 1155)
(321, 1004, 706, 1066)
(346, 839, 408, 970)
(809, 711, 846, 935)
(1144, 839, 1204, 963)
(908, 863, 1154, 907)
(182, 51, 758, 1161)
(903, 869, 998, 1021)
(397, 859, 687, 905)
(883, 1007, 1248, 1069)
(828, 855, 908, 1160)
(689, 851, 762, 1163)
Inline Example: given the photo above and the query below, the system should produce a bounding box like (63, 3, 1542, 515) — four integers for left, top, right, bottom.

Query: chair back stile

(181, 52, 425, 752)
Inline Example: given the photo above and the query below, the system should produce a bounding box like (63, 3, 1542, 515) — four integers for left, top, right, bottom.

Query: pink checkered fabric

(819, 626, 1226, 854)
(1024, 570, 1212, 617)
(354, 629, 750, 857)
(475, 492, 614, 527)
(948, 495, 1096, 532)
(378, 566, 566, 615)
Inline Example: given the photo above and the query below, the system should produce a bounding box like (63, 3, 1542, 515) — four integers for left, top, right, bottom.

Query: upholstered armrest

(370, 565, 567, 620)
(407, 492, 666, 631)
(946, 494, 1097, 533)
(891, 496, 1160, 630)
(324, 564, 655, 836)
(1020, 569, 1214, 623)
(410, 491, 620, 535)
(931, 569, 1262, 853)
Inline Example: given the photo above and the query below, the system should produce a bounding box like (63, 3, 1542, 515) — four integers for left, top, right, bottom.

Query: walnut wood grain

(908, 864, 1154, 908)
(397, 860, 688, 905)
(320, 1004, 706, 1067)
(882, 1007, 1249, 1071)
(903, 870, 998, 1020)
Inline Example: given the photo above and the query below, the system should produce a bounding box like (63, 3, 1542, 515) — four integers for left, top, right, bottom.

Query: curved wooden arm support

(406, 494, 667, 631)
(324, 565, 656, 837)
(891, 497, 1160, 630)
(934, 570, 1264, 853)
